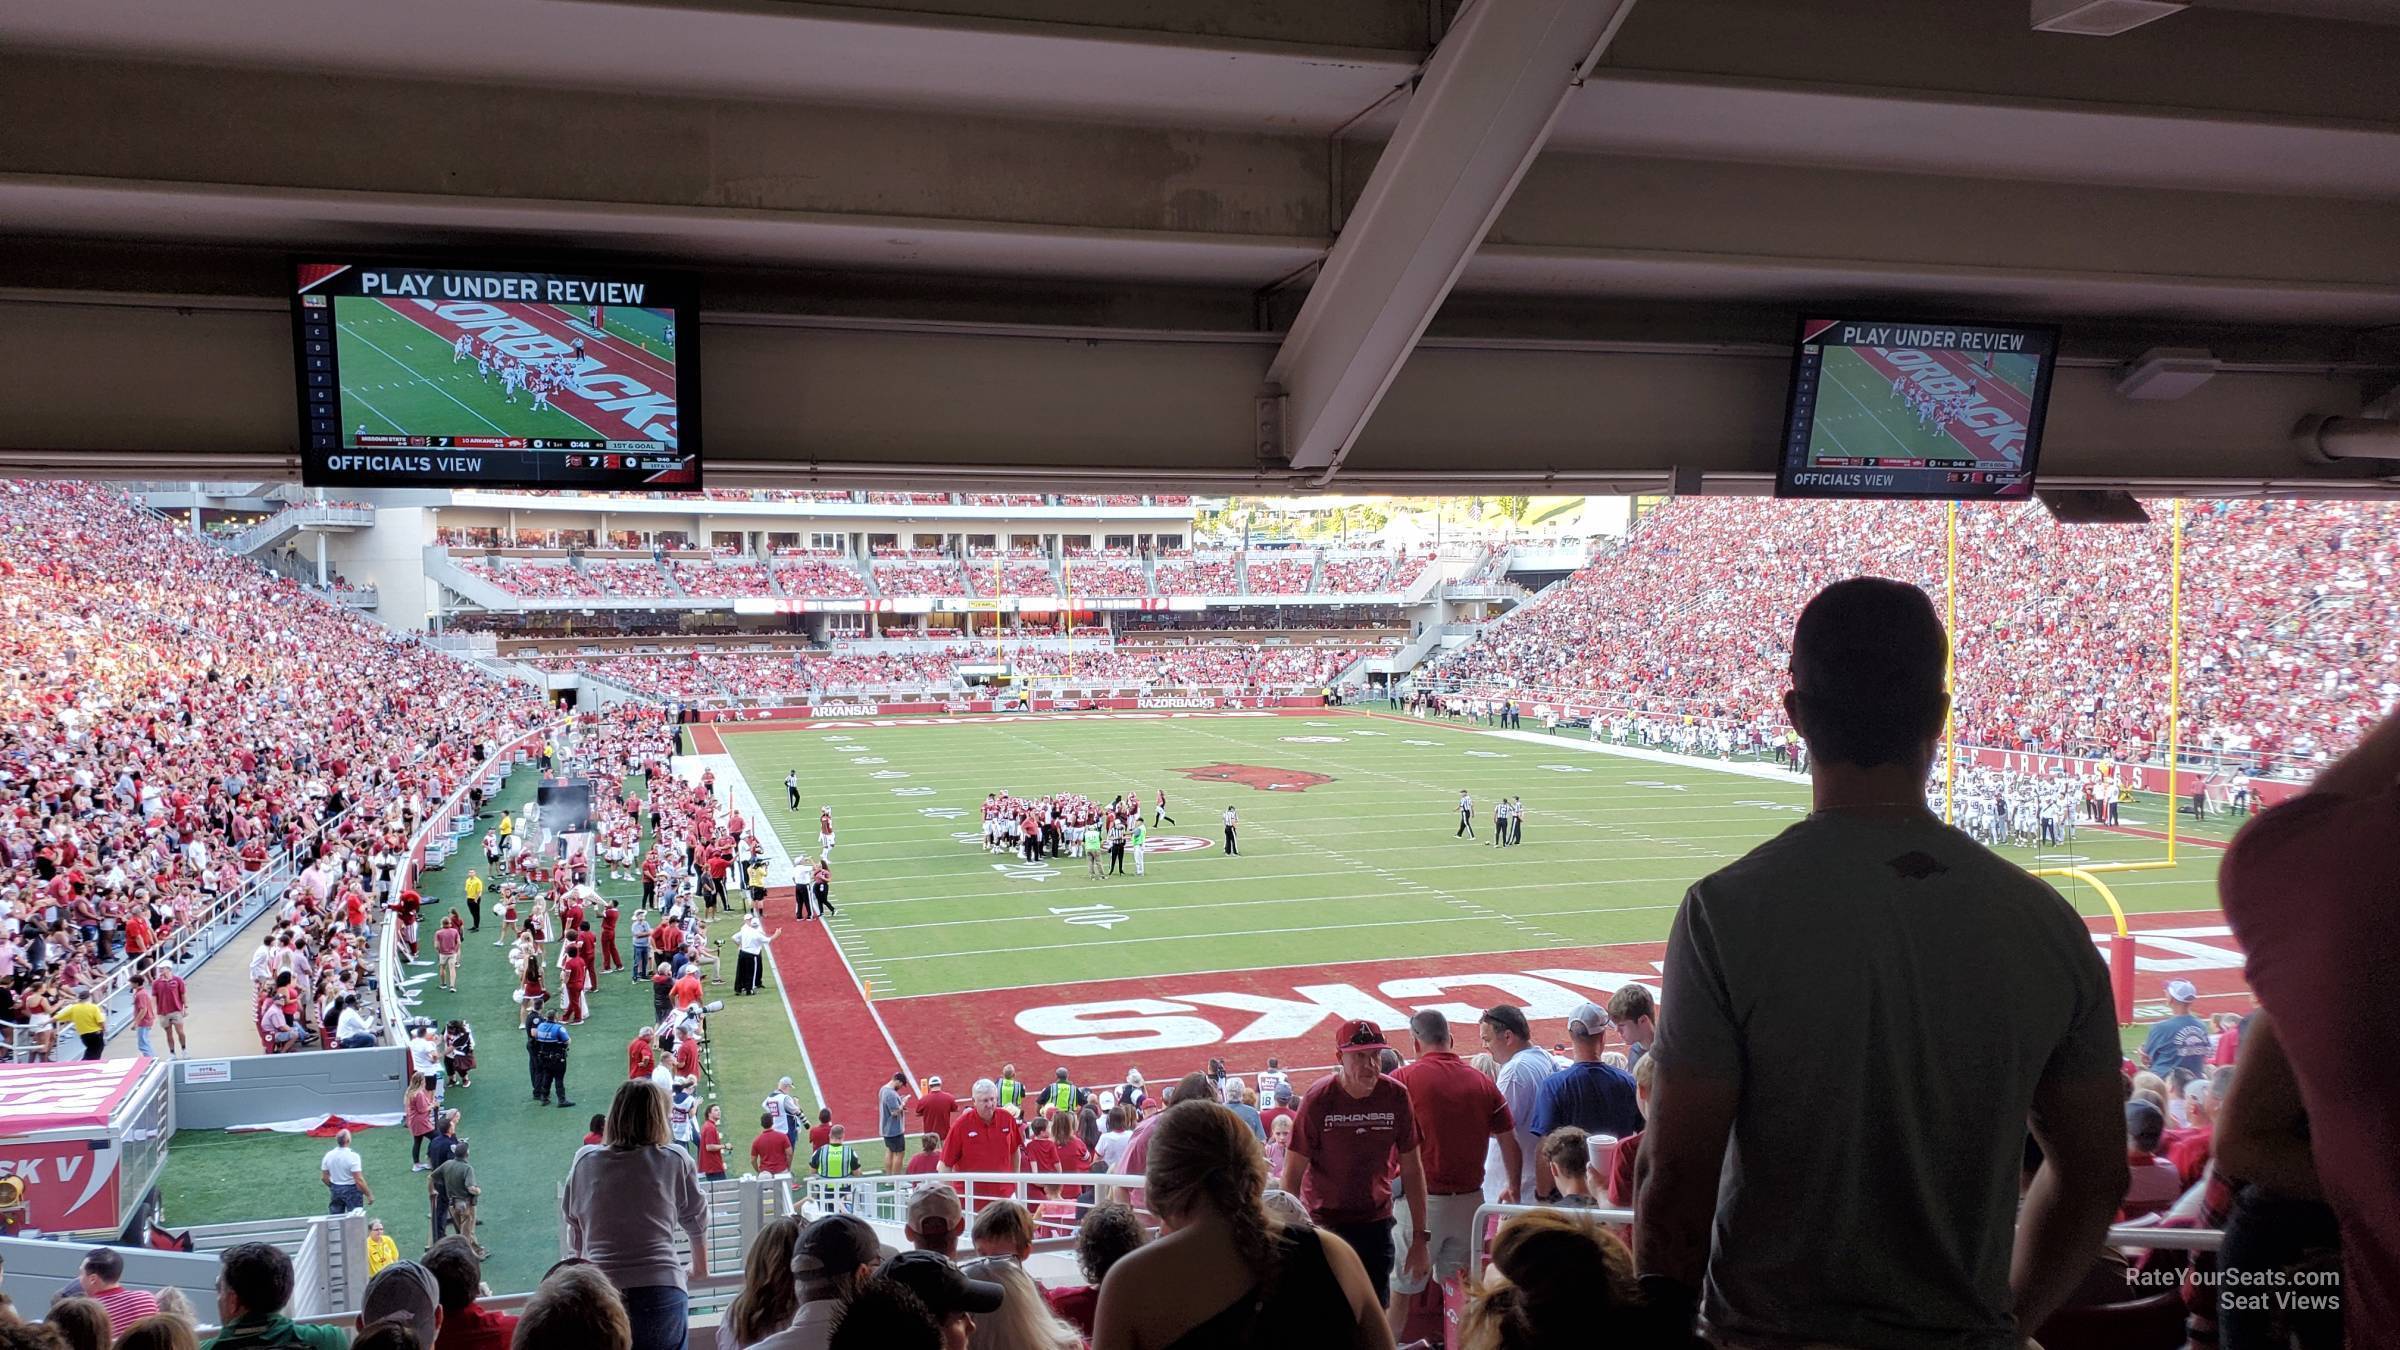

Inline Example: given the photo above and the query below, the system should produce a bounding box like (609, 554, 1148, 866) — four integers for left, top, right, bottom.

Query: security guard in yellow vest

(995, 1067, 1025, 1115)
(811, 1124, 861, 1214)
(1047, 1069, 1078, 1114)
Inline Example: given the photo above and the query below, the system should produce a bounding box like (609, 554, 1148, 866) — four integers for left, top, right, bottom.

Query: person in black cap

(880, 1250, 1002, 1350)
(750, 1215, 884, 1350)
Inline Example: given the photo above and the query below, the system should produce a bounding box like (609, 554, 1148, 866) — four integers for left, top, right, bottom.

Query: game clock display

(1775, 317, 2058, 501)
(293, 260, 700, 490)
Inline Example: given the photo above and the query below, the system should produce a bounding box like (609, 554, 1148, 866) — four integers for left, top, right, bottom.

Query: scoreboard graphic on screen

(293, 260, 700, 490)
(1775, 317, 2058, 501)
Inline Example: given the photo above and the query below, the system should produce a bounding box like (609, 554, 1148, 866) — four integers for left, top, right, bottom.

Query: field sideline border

(726, 703, 2227, 1005)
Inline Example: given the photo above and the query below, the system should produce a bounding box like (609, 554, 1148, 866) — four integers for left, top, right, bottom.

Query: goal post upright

(1945, 499, 1958, 827)
(2167, 498, 2183, 866)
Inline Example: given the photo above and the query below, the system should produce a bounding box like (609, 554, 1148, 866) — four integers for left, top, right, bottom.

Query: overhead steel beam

(1266, 0, 1637, 482)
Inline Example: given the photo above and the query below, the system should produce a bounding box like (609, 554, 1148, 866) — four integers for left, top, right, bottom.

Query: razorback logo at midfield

(1177, 763, 1335, 792)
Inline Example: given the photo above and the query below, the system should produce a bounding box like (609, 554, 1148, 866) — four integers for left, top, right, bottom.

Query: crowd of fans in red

(0, 481, 547, 1052)
(1428, 497, 2400, 773)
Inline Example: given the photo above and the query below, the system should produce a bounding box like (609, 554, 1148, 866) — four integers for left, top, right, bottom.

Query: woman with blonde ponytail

(1459, 1209, 1642, 1350)
(1090, 1100, 1391, 1350)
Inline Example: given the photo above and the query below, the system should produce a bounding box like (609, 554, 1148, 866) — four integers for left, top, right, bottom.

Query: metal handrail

(1464, 1202, 2224, 1279)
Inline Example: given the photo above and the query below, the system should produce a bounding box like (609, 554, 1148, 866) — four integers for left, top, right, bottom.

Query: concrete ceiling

(1, 0, 2396, 490)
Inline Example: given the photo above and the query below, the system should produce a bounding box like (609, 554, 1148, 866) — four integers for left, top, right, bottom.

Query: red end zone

(865, 911, 2250, 1102)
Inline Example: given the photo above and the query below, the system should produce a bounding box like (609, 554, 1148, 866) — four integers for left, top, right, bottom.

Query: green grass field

(158, 765, 818, 1296)
(334, 299, 615, 442)
(722, 709, 2227, 998)
(1809, 345, 1977, 465)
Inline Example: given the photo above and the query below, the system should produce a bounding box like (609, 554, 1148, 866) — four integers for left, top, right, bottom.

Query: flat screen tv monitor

(1775, 317, 2058, 500)
(293, 259, 699, 490)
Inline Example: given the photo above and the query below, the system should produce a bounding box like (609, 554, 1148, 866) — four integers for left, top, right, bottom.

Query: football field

(700, 707, 2248, 1122)
(334, 298, 680, 444)
(1808, 344, 2035, 468)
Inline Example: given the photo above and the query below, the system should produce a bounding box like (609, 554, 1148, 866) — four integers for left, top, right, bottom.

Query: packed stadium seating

(672, 560, 778, 598)
(0, 481, 545, 1048)
(581, 559, 680, 600)
(1061, 556, 1149, 596)
(1427, 497, 2400, 772)
(1151, 550, 1238, 594)
(874, 559, 970, 597)
(1242, 552, 1315, 594)
(771, 555, 869, 598)
(457, 557, 607, 598)
(966, 558, 1060, 597)
(1316, 552, 1393, 593)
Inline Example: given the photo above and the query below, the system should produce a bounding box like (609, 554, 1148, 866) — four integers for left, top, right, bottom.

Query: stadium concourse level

(450, 544, 1435, 603)
(0, 480, 549, 1059)
(556, 635, 1394, 703)
(1427, 497, 2400, 776)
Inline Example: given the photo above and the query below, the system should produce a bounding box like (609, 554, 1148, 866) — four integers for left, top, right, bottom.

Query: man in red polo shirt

(627, 1026, 655, 1079)
(941, 1077, 1023, 1208)
(912, 1075, 958, 1139)
(750, 1112, 795, 1175)
(1389, 1009, 1520, 1328)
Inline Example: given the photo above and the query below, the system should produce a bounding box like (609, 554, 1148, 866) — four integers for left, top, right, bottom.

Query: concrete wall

(326, 506, 432, 630)
(172, 1047, 408, 1132)
(0, 1235, 228, 1315)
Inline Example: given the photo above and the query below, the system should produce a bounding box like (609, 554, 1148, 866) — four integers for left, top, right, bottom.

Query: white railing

(800, 1169, 1153, 1245)
(378, 723, 563, 1042)
(1463, 1203, 2224, 1279)
(217, 502, 376, 556)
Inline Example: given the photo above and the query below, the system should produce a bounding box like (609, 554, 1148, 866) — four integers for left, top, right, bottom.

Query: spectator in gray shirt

(878, 1073, 908, 1162)
(1636, 578, 2127, 1349)
(563, 1080, 710, 1350)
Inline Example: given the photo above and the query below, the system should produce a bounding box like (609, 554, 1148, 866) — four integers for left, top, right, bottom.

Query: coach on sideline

(1635, 577, 2126, 1348)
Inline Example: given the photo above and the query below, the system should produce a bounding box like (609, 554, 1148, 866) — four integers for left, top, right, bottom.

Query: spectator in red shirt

(151, 965, 188, 1056)
(942, 1078, 1024, 1207)
(424, 1236, 516, 1350)
(904, 1134, 943, 1176)
(78, 1247, 158, 1336)
(627, 1027, 656, 1080)
(751, 1113, 795, 1175)
(2221, 705, 2400, 1347)
(1388, 1008, 1520, 1331)
(1605, 1055, 1657, 1210)
(2161, 1077, 2218, 1188)
(1280, 1018, 1431, 1312)
(912, 1076, 957, 1139)
(671, 969, 703, 1013)
(807, 1108, 835, 1150)
(585, 1114, 605, 1147)
(1045, 1200, 1146, 1338)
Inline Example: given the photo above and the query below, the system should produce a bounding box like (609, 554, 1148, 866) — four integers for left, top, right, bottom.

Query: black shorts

(1322, 1217, 1395, 1307)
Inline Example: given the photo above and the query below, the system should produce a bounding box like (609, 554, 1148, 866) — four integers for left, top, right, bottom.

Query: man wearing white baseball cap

(2141, 979, 2211, 1076)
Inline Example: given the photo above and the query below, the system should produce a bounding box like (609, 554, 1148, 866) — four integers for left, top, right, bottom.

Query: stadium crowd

(1427, 497, 2400, 774)
(1148, 552, 1237, 594)
(767, 558, 868, 599)
(672, 564, 778, 600)
(1241, 555, 1313, 595)
(871, 562, 970, 598)
(0, 481, 548, 1058)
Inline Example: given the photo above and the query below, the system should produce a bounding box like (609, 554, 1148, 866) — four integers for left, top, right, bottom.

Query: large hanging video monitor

(293, 259, 699, 490)
(1776, 317, 2058, 500)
